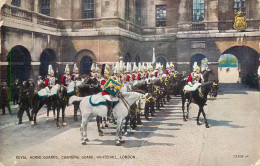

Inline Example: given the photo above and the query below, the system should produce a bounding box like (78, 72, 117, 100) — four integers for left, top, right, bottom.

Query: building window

(156, 5, 166, 27)
(135, 1, 141, 26)
(125, 0, 130, 21)
(192, 0, 205, 22)
(82, 0, 94, 18)
(11, 0, 21, 7)
(40, 0, 50, 16)
(234, 0, 246, 14)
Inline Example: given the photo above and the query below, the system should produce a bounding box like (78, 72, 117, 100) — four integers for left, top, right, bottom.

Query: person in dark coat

(0, 82, 12, 115)
(17, 81, 32, 124)
(12, 79, 20, 105)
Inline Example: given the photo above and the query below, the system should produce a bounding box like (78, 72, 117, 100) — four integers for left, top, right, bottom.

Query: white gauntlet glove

(188, 82, 192, 87)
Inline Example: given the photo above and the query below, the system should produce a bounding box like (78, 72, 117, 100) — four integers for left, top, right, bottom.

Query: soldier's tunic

(132, 74, 136, 81)
(145, 72, 149, 79)
(45, 76, 57, 89)
(126, 74, 131, 82)
(137, 73, 142, 80)
(165, 69, 169, 76)
(187, 72, 203, 84)
(100, 77, 111, 101)
(61, 74, 71, 87)
(71, 73, 80, 81)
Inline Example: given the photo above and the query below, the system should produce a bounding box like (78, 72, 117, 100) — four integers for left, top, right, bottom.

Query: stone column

(34, 0, 39, 13)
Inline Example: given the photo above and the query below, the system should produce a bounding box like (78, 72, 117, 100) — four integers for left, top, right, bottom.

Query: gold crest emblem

(233, 10, 247, 31)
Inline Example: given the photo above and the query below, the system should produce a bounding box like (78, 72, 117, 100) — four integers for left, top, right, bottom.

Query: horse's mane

(201, 81, 213, 90)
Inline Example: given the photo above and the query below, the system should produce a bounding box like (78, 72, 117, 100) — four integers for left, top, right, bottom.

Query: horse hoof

(206, 124, 210, 128)
(120, 140, 125, 143)
(197, 123, 201, 126)
(82, 142, 87, 145)
(62, 122, 66, 127)
(31, 121, 35, 125)
(99, 132, 103, 136)
(101, 125, 105, 129)
(116, 141, 121, 146)
(85, 139, 89, 142)
(105, 124, 108, 128)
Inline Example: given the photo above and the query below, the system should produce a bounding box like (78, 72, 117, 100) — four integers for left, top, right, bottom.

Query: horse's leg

(136, 112, 141, 125)
(62, 103, 66, 126)
(56, 105, 60, 128)
(81, 115, 91, 145)
(116, 118, 125, 146)
(186, 100, 192, 119)
(182, 97, 187, 122)
(103, 117, 108, 128)
(197, 107, 202, 125)
(144, 102, 149, 120)
(151, 101, 155, 117)
(73, 103, 77, 121)
(124, 115, 129, 134)
(96, 116, 103, 136)
(201, 106, 210, 128)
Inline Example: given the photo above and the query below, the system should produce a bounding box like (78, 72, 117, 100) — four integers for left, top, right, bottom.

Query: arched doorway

(218, 54, 239, 83)
(7, 46, 31, 84)
(40, 49, 56, 78)
(220, 46, 259, 86)
(190, 54, 206, 71)
(124, 53, 131, 64)
(135, 55, 140, 65)
(156, 57, 167, 70)
(80, 56, 93, 75)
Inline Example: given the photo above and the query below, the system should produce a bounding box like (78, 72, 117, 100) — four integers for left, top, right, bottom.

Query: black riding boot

(106, 100, 113, 123)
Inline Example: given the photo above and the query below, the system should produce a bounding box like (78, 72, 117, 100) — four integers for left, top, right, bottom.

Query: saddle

(89, 93, 119, 107)
(37, 85, 60, 97)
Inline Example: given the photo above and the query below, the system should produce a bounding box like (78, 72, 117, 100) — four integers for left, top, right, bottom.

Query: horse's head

(58, 85, 67, 99)
(120, 91, 144, 106)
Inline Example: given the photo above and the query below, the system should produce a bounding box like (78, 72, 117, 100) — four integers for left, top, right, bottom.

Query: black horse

(56, 85, 68, 128)
(31, 87, 58, 125)
(201, 69, 214, 82)
(181, 81, 214, 128)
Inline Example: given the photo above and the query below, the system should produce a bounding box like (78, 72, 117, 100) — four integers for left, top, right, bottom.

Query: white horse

(69, 91, 145, 145)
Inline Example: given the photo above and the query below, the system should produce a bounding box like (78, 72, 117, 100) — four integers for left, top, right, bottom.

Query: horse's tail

(69, 95, 83, 105)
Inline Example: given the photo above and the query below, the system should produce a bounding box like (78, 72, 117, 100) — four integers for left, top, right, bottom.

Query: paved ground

(0, 83, 260, 166)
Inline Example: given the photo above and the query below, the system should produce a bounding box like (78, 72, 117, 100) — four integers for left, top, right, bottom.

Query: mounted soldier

(184, 62, 204, 97)
(45, 65, 58, 91)
(71, 64, 80, 81)
(100, 64, 114, 122)
(62, 64, 71, 87)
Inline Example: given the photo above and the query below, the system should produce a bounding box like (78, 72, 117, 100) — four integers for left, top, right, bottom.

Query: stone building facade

(0, 0, 260, 83)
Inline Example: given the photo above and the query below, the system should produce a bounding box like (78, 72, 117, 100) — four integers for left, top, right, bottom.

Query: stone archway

(80, 56, 93, 75)
(124, 53, 131, 64)
(219, 46, 259, 87)
(156, 56, 167, 70)
(75, 49, 97, 75)
(190, 53, 206, 71)
(218, 54, 239, 83)
(7, 45, 31, 84)
(40, 49, 56, 78)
